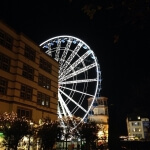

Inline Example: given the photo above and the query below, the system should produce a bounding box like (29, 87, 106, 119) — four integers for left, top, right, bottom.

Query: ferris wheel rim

(40, 35, 90, 49)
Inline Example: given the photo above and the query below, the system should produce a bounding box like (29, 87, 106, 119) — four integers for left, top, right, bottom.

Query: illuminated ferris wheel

(40, 35, 101, 128)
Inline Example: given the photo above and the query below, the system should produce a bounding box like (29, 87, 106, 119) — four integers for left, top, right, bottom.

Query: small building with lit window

(88, 96, 109, 143)
(0, 21, 59, 123)
(126, 114, 150, 140)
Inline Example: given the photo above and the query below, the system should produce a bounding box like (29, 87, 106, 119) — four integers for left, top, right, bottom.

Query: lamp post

(36, 138, 40, 150)
(28, 121, 33, 150)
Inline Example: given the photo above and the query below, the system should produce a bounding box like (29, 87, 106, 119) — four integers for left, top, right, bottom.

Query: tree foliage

(0, 112, 30, 150)
(57, 116, 101, 149)
(0, 113, 103, 150)
(78, 121, 101, 150)
(59, 116, 82, 138)
(37, 118, 63, 150)
(68, 0, 150, 44)
(82, 0, 150, 21)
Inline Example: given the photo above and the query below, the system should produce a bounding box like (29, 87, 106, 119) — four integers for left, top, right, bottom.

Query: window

(132, 128, 141, 132)
(93, 108, 99, 115)
(37, 92, 50, 107)
(0, 30, 5, 46)
(38, 74, 51, 90)
(132, 122, 141, 126)
(104, 100, 107, 106)
(39, 57, 51, 73)
(99, 99, 104, 105)
(24, 45, 36, 61)
(0, 53, 10, 72)
(0, 30, 13, 50)
(22, 63, 34, 80)
(17, 107, 32, 119)
(0, 77, 8, 95)
(105, 108, 108, 115)
(5, 34, 13, 49)
(20, 84, 33, 100)
(133, 134, 142, 138)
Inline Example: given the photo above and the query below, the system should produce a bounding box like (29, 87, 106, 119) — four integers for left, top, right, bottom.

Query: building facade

(126, 115, 150, 140)
(0, 21, 59, 123)
(88, 96, 109, 143)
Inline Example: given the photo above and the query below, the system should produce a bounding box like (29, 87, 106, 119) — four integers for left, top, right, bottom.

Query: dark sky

(1, 0, 150, 136)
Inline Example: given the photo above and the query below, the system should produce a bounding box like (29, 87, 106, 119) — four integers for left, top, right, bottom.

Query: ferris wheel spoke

(59, 63, 96, 82)
(54, 39, 61, 61)
(59, 39, 72, 69)
(58, 103, 64, 118)
(58, 96, 67, 117)
(58, 92, 73, 117)
(59, 85, 94, 97)
(59, 89, 87, 113)
(59, 42, 83, 75)
(59, 78, 97, 84)
(59, 50, 93, 78)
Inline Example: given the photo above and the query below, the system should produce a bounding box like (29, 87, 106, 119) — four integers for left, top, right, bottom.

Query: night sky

(1, 0, 150, 137)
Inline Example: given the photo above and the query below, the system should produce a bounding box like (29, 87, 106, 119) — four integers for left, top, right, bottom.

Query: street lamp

(28, 121, 33, 150)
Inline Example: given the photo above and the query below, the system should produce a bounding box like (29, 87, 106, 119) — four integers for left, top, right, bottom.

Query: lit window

(38, 74, 51, 90)
(37, 91, 50, 107)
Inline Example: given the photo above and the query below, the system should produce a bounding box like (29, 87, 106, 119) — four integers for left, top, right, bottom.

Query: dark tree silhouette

(69, 0, 150, 33)
(37, 118, 63, 150)
(78, 121, 100, 150)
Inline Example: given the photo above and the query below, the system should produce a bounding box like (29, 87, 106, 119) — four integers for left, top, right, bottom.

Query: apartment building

(0, 21, 59, 123)
(126, 114, 150, 140)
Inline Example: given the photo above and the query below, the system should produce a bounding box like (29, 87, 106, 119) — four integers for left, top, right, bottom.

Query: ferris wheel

(40, 35, 101, 129)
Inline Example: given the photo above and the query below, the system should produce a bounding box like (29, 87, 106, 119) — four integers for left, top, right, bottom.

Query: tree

(55, 116, 88, 150)
(0, 112, 30, 150)
(58, 116, 102, 149)
(59, 116, 82, 138)
(69, 0, 150, 35)
(78, 121, 100, 150)
(37, 118, 63, 150)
